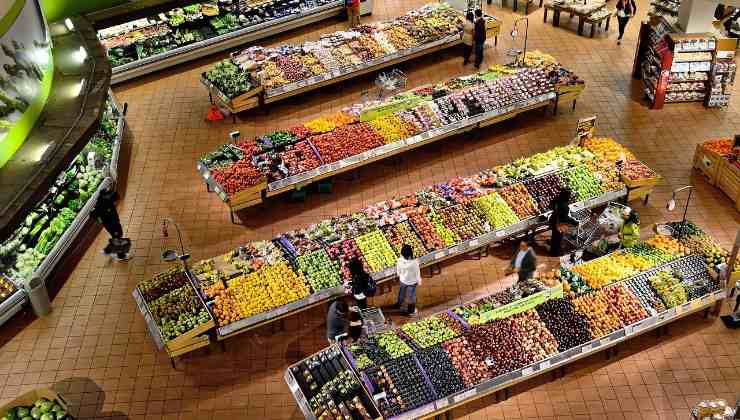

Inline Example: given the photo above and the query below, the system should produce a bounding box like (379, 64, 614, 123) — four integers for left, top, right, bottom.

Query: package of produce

(382, 221, 427, 258)
(648, 270, 688, 308)
(355, 230, 397, 272)
(366, 355, 435, 417)
(400, 315, 457, 348)
(441, 336, 491, 386)
(296, 249, 342, 292)
(474, 192, 519, 230)
(603, 283, 649, 326)
(536, 298, 593, 352)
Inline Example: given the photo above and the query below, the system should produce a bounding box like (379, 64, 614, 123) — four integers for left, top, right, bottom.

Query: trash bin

(26, 276, 51, 316)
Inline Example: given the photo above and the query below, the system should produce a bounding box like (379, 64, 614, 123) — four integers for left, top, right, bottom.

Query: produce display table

(96, 1, 347, 84)
(197, 64, 585, 220)
(285, 240, 728, 419)
(0, 92, 126, 327)
(543, 0, 610, 37)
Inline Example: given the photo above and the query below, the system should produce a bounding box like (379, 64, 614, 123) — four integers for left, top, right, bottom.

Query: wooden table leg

(513, 0, 518, 11)
(606, 16, 611, 31)
(554, 11, 561, 27)
(591, 22, 596, 38)
(578, 17, 584, 35)
(544, 7, 548, 23)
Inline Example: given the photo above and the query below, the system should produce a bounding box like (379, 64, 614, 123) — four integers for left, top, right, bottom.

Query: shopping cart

(585, 202, 630, 256)
(373, 69, 407, 100)
(360, 307, 388, 335)
(564, 207, 597, 249)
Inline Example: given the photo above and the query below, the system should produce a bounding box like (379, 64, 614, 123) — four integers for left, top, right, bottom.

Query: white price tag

(539, 360, 551, 370)
(469, 239, 479, 247)
(600, 336, 611, 346)
(675, 305, 684, 315)
(203, 171, 210, 180)
(624, 325, 634, 336)
(522, 367, 534, 376)
(434, 251, 446, 260)
(495, 230, 505, 238)
(449, 246, 459, 254)
(453, 389, 476, 403)
(582, 344, 592, 353)
(435, 399, 449, 410)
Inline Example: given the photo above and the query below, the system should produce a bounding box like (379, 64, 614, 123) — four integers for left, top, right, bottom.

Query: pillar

(678, 0, 718, 33)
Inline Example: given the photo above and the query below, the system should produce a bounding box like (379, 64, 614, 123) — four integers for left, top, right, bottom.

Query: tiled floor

(1, 0, 739, 419)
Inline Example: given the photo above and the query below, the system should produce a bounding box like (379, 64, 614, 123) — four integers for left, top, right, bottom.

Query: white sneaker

(113, 253, 131, 262)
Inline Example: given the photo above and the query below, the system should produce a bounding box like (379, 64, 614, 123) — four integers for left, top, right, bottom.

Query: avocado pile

(2, 397, 70, 420)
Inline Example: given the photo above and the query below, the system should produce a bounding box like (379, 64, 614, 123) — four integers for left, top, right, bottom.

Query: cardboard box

(0, 388, 68, 418)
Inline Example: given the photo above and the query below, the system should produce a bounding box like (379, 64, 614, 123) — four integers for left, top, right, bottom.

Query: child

(394, 244, 421, 316)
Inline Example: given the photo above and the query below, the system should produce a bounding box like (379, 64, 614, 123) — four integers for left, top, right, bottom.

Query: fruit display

(408, 213, 447, 251)
(375, 330, 414, 359)
(400, 315, 457, 348)
(199, 64, 582, 193)
(559, 165, 603, 202)
(139, 266, 190, 302)
(625, 276, 666, 313)
(365, 355, 436, 417)
(416, 346, 466, 396)
(100, 0, 339, 68)
(644, 235, 687, 258)
(355, 230, 397, 272)
(499, 183, 540, 219)
(622, 160, 659, 182)
(536, 298, 593, 352)
(571, 290, 623, 338)
(524, 173, 564, 212)
(427, 210, 460, 246)
(509, 310, 559, 362)
(582, 137, 636, 162)
(452, 279, 548, 325)
(382, 221, 427, 258)
(441, 336, 491, 386)
(296, 249, 342, 292)
(466, 320, 534, 377)
(603, 284, 649, 326)
(570, 250, 654, 289)
(437, 204, 488, 240)
(473, 192, 519, 230)
(0, 98, 121, 282)
(327, 239, 369, 281)
(2, 396, 71, 420)
(649, 270, 688, 308)
(700, 138, 733, 156)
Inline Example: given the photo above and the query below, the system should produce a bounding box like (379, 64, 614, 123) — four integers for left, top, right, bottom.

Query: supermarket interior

(0, 0, 740, 418)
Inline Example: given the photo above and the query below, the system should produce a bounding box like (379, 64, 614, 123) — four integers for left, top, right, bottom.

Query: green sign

(479, 283, 563, 324)
(359, 94, 428, 122)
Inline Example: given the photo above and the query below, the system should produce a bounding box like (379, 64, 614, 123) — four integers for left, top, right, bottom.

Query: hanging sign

(572, 116, 597, 145)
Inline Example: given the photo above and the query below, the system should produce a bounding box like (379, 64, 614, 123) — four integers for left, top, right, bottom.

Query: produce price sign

(479, 283, 562, 324)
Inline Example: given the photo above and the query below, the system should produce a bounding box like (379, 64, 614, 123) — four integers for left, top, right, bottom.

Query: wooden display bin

(693, 143, 723, 185)
(716, 160, 740, 207)
(0, 388, 69, 417)
(621, 174, 661, 189)
(229, 179, 267, 210)
(627, 185, 654, 202)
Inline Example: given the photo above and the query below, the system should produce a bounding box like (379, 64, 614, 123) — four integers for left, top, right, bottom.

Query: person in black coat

(507, 239, 537, 283)
(615, 0, 637, 45)
(473, 9, 486, 69)
(548, 188, 577, 257)
(90, 187, 130, 261)
(349, 258, 370, 309)
(347, 306, 363, 342)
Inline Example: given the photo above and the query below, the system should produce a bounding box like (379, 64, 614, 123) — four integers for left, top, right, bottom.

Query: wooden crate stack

(693, 141, 740, 211)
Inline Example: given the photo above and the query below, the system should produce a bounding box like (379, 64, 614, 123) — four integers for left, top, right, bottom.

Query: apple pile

(536, 298, 593, 352)
(139, 266, 189, 302)
(212, 159, 264, 194)
(296, 249, 342, 292)
(571, 290, 622, 338)
(400, 315, 457, 348)
(625, 277, 666, 313)
(474, 192, 519, 230)
(437, 204, 487, 240)
(559, 166, 603, 202)
(376, 330, 414, 358)
(441, 336, 491, 386)
(310, 123, 385, 163)
(524, 173, 563, 212)
(499, 183, 540, 219)
(416, 346, 467, 397)
(277, 141, 322, 177)
(327, 239, 369, 281)
(427, 210, 461, 246)
(408, 213, 447, 251)
(355, 230, 397, 272)
(466, 320, 534, 377)
(510, 310, 559, 362)
(603, 284, 649, 325)
(382, 221, 427, 258)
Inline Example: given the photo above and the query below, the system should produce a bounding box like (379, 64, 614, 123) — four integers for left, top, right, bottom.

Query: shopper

(462, 12, 475, 65)
(349, 258, 375, 310)
(326, 300, 348, 344)
(734, 291, 740, 313)
(615, 0, 637, 45)
(619, 209, 641, 248)
(548, 188, 577, 257)
(91, 187, 131, 261)
(507, 239, 537, 283)
(348, 306, 363, 342)
(473, 9, 486, 69)
(346, 0, 360, 27)
(394, 244, 421, 316)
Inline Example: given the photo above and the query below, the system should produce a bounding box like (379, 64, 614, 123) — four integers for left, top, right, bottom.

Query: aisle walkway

(1, 0, 739, 419)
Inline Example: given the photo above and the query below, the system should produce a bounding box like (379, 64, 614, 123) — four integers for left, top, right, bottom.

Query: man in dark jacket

(473, 9, 486, 69)
(507, 239, 537, 283)
(90, 187, 131, 261)
(326, 300, 349, 344)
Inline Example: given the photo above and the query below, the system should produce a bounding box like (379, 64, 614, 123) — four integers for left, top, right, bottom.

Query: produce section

(96, 0, 348, 84)
(136, 138, 661, 357)
(286, 226, 728, 419)
(693, 138, 740, 211)
(198, 60, 584, 214)
(0, 93, 126, 327)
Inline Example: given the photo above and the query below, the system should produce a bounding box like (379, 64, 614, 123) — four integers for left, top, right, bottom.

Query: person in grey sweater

(326, 300, 348, 344)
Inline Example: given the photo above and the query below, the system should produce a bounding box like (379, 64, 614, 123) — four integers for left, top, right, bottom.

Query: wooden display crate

(621, 174, 661, 188)
(163, 318, 216, 352)
(167, 334, 211, 357)
(201, 73, 263, 113)
(693, 143, 723, 185)
(229, 179, 267, 210)
(0, 388, 68, 417)
(716, 160, 740, 206)
(627, 185, 654, 202)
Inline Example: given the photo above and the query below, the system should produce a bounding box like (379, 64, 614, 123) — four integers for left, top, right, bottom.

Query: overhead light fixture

(64, 18, 74, 31)
(77, 46, 87, 62)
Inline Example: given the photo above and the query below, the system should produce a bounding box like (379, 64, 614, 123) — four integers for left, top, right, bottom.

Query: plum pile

(536, 298, 593, 352)
(416, 346, 466, 397)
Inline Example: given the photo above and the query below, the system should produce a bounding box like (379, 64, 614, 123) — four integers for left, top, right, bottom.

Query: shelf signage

(479, 284, 562, 324)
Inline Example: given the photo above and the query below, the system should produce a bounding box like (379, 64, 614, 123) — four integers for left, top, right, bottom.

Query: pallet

(693, 143, 723, 185)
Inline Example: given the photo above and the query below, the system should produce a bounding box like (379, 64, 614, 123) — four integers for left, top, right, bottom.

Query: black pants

(518, 270, 534, 283)
(734, 294, 740, 313)
(101, 216, 127, 257)
(550, 227, 564, 257)
(474, 41, 484, 67)
(617, 16, 630, 40)
(463, 44, 472, 64)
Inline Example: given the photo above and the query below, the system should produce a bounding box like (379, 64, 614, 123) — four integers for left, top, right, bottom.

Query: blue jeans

(397, 284, 417, 306)
(474, 41, 484, 67)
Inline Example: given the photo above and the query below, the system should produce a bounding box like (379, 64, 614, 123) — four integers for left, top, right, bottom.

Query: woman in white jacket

(394, 244, 421, 316)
